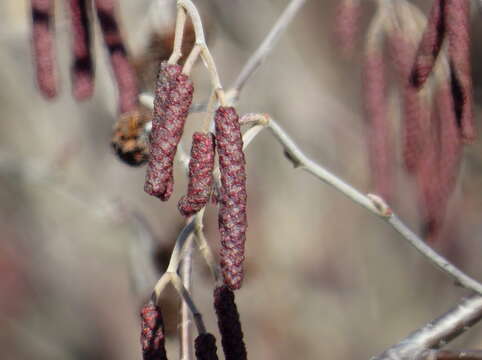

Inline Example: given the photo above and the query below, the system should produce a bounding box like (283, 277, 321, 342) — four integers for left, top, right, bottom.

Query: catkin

(215, 107, 247, 290)
(31, 0, 58, 99)
(67, 0, 94, 100)
(140, 301, 168, 360)
(94, 0, 138, 113)
(178, 132, 215, 217)
(333, 0, 361, 58)
(195, 333, 219, 360)
(145, 62, 194, 201)
(214, 286, 247, 360)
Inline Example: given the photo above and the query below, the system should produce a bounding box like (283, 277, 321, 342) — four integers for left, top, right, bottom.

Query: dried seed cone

(214, 286, 247, 360)
(215, 107, 247, 290)
(140, 301, 168, 360)
(145, 62, 194, 201)
(31, 0, 58, 99)
(178, 132, 215, 217)
(410, 0, 446, 89)
(333, 0, 362, 58)
(195, 333, 219, 360)
(446, 0, 475, 143)
(68, 0, 94, 100)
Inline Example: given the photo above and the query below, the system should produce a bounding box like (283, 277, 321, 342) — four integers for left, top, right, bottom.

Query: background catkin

(67, 0, 94, 100)
(215, 106, 247, 290)
(94, 0, 138, 114)
(140, 301, 168, 360)
(178, 132, 215, 217)
(145, 62, 193, 201)
(31, 0, 58, 99)
(214, 286, 247, 360)
(333, 0, 361, 58)
(194, 333, 219, 360)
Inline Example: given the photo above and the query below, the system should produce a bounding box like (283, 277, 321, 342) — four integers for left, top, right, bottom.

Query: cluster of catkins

(144, 61, 248, 291)
(335, 0, 475, 241)
(140, 285, 247, 360)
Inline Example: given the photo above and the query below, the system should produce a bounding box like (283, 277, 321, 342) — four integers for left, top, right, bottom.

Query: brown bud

(195, 333, 219, 360)
(145, 62, 194, 201)
(213, 286, 247, 360)
(178, 132, 215, 217)
(140, 301, 168, 360)
(215, 107, 247, 290)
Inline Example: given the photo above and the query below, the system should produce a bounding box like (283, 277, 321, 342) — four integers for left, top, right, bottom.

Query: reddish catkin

(333, 0, 362, 58)
(363, 50, 393, 201)
(445, 0, 475, 143)
(178, 132, 215, 217)
(388, 34, 424, 173)
(214, 286, 247, 360)
(410, 0, 446, 89)
(195, 333, 219, 360)
(94, 0, 138, 113)
(145, 62, 194, 201)
(68, 0, 94, 100)
(31, 0, 58, 99)
(215, 107, 247, 290)
(140, 301, 168, 360)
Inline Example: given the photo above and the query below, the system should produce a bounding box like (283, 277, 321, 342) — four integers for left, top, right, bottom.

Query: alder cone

(195, 333, 219, 360)
(140, 301, 168, 360)
(178, 132, 215, 217)
(214, 286, 247, 360)
(145, 62, 194, 201)
(215, 107, 247, 290)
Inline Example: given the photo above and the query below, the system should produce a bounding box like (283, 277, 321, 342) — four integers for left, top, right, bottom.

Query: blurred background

(1, 0, 482, 359)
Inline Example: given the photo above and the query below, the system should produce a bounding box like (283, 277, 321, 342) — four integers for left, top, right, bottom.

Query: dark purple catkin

(145, 62, 194, 201)
(363, 49, 393, 201)
(215, 107, 247, 290)
(94, 0, 138, 113)
(31, 0, 58, 99)
(214, 286, 247, 360)
(68, 0, 94, 100)
(178, 132, 215, 217)
(140, 301, 168, 360)
(446, 0, 475, 143)
(195, 333, 219, 360)
(410, 0, 446, 89)
(333, 0, 362, 58)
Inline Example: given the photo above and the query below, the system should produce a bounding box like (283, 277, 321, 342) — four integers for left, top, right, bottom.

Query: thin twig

(372, 294, 482, 360)
(168, 5, 187, 64)
(180, 238, 194, 360)
(231, 0, 308, 98)
(418, 349, 482, 360)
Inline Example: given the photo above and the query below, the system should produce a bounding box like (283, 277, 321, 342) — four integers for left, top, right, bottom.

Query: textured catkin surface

(178, 132, 215, 217)
(214, 286, 247, 360)
(194, 333, 219, 360)
(410, 0, 446, 89)
(67, 0, 94, 100)
(446, 0, 475, 143)
(31, 0, 58, 99)
(215, 107, 247, 290)
(140, 302, 168, 360)
(145, 62, 193, 201)
(333, 0, 361, 58)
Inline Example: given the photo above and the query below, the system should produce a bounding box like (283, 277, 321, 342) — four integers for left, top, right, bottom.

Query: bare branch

(180, 239, 194, 360)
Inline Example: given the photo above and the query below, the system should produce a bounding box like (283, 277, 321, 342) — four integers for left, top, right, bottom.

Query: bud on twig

(31, 0, 58, 99)
(178, 132, 215, 217)
(214, 285, 247, 360)
(145, 62, 194, 201)
(140, 301, 168, 360)
(195, 333, 219, 360)
(215, 107, 247, 290)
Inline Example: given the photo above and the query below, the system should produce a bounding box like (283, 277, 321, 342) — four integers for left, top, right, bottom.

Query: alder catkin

(31, 0, 58, 99)
(178, 132, 215, 217)
(214, 285, 247, 360)
(67, 0, 94, 100)
(215, 107, 247, 290)
(94, 0, 138, 113)
(140, 301, 168, 360)
(145, 62, 194, 201)
(409, 0, 446, 89)
(446, 0, 475, 143)
(333, 0, 362, 58)
(195, 333, 219, 360)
